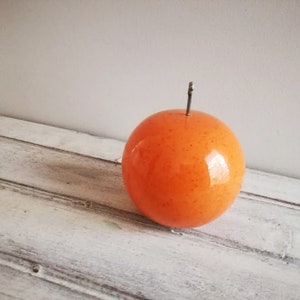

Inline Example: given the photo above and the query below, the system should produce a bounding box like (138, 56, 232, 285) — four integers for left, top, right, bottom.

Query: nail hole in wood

(85, 201, 92, 208)
(32, 265, 40, 273)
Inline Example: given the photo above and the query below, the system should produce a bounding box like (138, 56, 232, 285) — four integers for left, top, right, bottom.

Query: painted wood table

(0, 116, 299, 300)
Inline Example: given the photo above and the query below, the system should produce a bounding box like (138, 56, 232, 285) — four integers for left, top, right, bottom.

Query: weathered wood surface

(1, 116, 299, 204)
(0, 136, 299, 262)
(0, 255, 102, 300)
(1, 184, 300, 300)
(0, 116, 300, 299)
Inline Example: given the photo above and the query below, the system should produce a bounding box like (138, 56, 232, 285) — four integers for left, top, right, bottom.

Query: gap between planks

(0, 177, 299, 267)
(0, 251, 143, 300)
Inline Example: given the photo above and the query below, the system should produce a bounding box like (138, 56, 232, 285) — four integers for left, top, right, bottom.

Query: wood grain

(0, 116, 300, 299)
(0, 115, 124, 162)
(1, 115, 300, 205)
(0, 263, 101, 300)
(0, 137, 299, 263)
(1, 187, 300, 300)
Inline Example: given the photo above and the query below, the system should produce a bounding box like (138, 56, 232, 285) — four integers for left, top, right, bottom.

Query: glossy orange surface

(122, 109, 245, 228)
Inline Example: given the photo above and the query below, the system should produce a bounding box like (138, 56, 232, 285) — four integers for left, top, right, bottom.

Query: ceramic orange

(122, 108, 245, 228)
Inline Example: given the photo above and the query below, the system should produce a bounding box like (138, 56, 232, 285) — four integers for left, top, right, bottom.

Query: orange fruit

(122, 109, 245, 228)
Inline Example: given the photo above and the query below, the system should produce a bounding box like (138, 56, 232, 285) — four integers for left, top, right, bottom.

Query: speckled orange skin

(122, 109, 245, 228)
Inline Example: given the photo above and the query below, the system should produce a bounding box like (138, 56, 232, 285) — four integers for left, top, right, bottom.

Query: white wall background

(0, 0, 299, 178)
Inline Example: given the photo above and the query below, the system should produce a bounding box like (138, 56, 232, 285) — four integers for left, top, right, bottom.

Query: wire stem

(185, 81, 194, 116)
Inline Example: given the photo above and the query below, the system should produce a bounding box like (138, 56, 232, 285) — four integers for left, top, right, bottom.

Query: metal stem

(185, 81, 194, 116)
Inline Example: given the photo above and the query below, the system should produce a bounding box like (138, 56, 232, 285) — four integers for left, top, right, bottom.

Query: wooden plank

(243, 168, 300, 205)
(0, 136, 138, 213)
(1, 116, 300, 204)
(0, 115, 124, 163)
(0, 262, 102, 300)
(1, 116, 300, 299)
(0, 186, 300, 300)
(0, 137, 299, 264)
